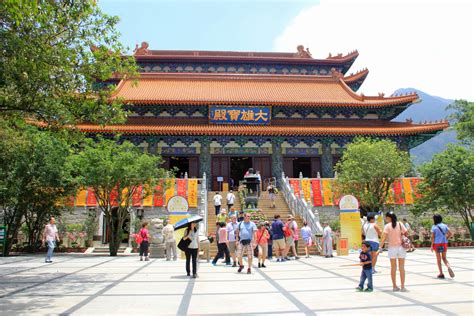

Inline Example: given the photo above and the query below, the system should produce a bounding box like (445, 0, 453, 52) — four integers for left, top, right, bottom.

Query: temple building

(79, 43, 448, 190)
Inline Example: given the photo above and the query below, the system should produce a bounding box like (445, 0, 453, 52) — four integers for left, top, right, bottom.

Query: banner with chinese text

(177, 179, 186, 197)
(209, 106, 271, 125)
(301, 179, 311, 202)
(311, 179, 323, 206)
(289, 179, 300, 197)
(187, 179, 198, 208)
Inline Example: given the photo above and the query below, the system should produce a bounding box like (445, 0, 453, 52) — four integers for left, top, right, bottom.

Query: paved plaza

(0, 249, 472, 315)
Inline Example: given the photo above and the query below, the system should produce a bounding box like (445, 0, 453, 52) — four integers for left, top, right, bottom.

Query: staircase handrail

(200, 173, 208, 236)
(280, 172, 323, 235)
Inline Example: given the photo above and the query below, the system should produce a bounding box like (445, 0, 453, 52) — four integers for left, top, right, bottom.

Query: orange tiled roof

(77, 121, 448, 137)
(343, 68, 369, 83)
(134, 49, 359, 64)
(111, 73, 418, 107)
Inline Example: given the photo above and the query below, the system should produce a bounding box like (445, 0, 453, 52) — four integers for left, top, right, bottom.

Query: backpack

(283, 222, 292, 238)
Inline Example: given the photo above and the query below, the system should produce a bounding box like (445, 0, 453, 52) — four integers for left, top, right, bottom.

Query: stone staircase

(92, 246, 127, 254)
(207, 191, 319, 258)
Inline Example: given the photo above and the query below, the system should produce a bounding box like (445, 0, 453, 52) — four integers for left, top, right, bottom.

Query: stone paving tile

(0, 249, 472, 315)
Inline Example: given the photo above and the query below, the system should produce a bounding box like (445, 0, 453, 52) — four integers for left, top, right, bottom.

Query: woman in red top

(257, 223, 270, 268)
(139, 222, 150, 261)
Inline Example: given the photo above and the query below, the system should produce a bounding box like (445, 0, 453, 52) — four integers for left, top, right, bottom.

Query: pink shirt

(384, 223, 407, 247)
(43, 224, 58, 241)
(218, 227, 228, 244)
(139, 228, 149, 242)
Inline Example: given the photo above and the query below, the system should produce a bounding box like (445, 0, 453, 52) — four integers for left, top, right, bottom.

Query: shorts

(285, 236, 294, 247)
(433, 243, 448, 253)
(273, 238, 286, 250)
(388, 246, 407, 259)
(258, 244, 268, 257)
(228, 241, 237, 254)
(304, 237, 313, 246)
(367, 241, 379, 252)
(237, 242, 253, 257)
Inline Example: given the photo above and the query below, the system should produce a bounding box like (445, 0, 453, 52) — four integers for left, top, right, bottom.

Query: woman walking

(431, 214, 455, 279)
(257, 223, 270, 268)
(379, 211, 408, 292)
(183, 222, 200, 278)
(300, 221, 312, 258)
(363, 214, 382, 273)
(139, 222, 150, 261)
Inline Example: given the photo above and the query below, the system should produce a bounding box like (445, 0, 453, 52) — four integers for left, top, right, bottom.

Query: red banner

(411, 178, 422, 199)
(153, 183, 164, 207)
(110, 188, 119, 206)
(393, 179, 404, 204)
(177, 179, 186, 197)
(311, 179, 323, 206)
(86, 187, 97, 207)
(132, 185, 142, 207)
(289, 179, 300, 197)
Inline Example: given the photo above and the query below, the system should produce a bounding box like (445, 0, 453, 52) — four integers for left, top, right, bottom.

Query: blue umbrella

(173, 215, 203, 231)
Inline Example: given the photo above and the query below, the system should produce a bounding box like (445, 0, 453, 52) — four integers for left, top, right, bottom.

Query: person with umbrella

(175, 215, 202, 278)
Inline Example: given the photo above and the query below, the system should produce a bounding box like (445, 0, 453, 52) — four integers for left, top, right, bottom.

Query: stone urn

(149, 218, 165, 258)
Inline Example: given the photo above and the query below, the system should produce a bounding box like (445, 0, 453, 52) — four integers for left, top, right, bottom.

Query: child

(356, 241, 373, 292)
(300, 221, 312, 258)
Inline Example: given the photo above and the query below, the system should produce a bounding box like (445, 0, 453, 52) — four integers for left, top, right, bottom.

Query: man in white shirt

(226, 190, 236, 210)
(213, 192, 222, 215)
(323, 222, 333, 258)
(162, 220, 177, 261)
(42, 216, 59, 263)
(226, 215, 239, 267)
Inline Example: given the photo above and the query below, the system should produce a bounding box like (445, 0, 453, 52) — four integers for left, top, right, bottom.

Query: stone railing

(281, 172, 323, 235)
(199, 173, 208, 236)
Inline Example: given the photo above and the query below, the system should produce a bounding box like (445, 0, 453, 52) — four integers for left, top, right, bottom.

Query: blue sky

(99, 0, 314, 53)
(98, 0, 473, 100)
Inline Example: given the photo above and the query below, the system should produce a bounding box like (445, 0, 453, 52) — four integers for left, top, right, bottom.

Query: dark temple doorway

(230, 157, 252, 188)
(293, 157, 312, 178)
(169, 156, 189, 178)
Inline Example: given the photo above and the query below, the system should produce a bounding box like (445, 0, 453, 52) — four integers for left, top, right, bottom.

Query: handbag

(135, 230, 145, 244)
(178, 237, 191, 252)
(399, 223, 412, 249)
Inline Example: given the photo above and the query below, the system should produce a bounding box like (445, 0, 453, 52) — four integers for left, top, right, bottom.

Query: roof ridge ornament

(295, 45, 312, 58)
(330, 67, 343, 79)
(134, 41, 150, 55)
(406, 118, 413, 124)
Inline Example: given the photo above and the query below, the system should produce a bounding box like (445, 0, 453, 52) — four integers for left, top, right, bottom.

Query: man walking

(42, 216, 59, 263)
(213, 192, 222, 216)
(162, 220, 177, 261)
(226, 215, 239, 266)
(236, 213, 257, 274)
(323, 222, 333, 258)
(271, 214, 286, 262)
(226, 190, 236, 210)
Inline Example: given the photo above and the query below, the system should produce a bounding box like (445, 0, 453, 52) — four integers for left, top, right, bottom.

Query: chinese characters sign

(209, 106, 271, 125)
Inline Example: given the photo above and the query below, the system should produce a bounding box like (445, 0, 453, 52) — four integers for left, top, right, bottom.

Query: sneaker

(247, 268, 251, 274)
(145, 257, 149, 261)
(364, 288, 373, 292)
(192, 274, 197, 278)
(393, 287, 401, 292)
(448, 267, 455, 278)
(276, 259, 281, 262)
(187, 273, 190, 277)
(437, 274, 445, 279)
(295, 256, 300, 260)
(355, 287, 363, 292)
(140, 257, 143, 261)
(400, 288, 409, 292)
(238, 265, 244, 273)
(258, 263, 261, 268)
(261, 264, 267, 268)
(232, 262, 236, 267)
(211, 262, 217, 266)
(45, 260, 52, 263)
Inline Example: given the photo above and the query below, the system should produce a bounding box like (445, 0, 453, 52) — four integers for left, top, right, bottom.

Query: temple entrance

(169, 156, 189, 178)
(283, 156, 321, 178)
(230, 157, 252, 188)
(293, 157, 311, 178)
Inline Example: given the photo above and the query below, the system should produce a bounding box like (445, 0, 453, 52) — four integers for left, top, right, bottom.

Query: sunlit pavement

(0, 248, 473, 315)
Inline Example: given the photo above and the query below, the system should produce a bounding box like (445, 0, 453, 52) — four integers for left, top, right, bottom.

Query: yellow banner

(169, 214, 189, 259)
(322, 179, 334, 206)
(120, 188, 129, 206)
(340, 211, 362, 252)
(187, 179, 198, 208)
(165, 179, 176, 206)
(301, 179, 311, 202)
(75, 189, 87, 206)
(402, 178, 414, 204)
(142, 184, 153, 207)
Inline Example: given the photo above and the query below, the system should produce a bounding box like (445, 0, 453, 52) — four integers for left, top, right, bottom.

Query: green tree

(0, 125, 77, 255)
(70, 137, 168, 256)
(0, 0, 136, 126)
(335, 138, 411, 215)
(416, 145, 474, 234)
(448, 100, 474, 144)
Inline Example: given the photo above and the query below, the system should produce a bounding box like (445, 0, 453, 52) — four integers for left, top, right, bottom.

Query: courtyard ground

(0, 248, 472, 315)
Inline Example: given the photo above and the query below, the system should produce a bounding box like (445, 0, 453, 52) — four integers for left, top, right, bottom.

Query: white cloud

(274, 0, 473, 100)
